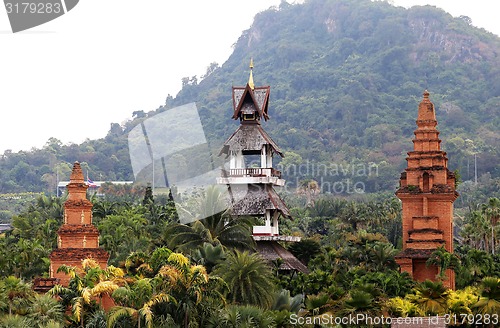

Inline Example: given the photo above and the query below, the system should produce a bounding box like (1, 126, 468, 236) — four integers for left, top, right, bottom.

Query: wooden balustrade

(221, 168, 281, 178)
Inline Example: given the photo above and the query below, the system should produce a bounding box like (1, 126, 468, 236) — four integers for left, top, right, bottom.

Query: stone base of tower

(396, 249, 455, 289)
(50, 248, 109, 286)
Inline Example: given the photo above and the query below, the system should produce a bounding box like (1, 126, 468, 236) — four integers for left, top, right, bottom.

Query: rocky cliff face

(408, 16, 499, 64)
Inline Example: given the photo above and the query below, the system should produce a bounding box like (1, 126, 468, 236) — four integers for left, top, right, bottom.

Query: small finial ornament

(423, 90, 430, 99)
(248, 58, 255, 90)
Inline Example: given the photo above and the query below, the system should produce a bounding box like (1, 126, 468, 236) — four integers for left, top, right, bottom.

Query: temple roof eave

(256, 240, 309, 273)
(57, 225, 100, 235)
(395, 248, 434, 259)
(230, 185, 290, 218)
(49, 248, 109, 261)
(219, 125, 283, 157)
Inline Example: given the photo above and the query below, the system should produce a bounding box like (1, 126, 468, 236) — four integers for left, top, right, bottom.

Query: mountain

(1, 0, 499, 202)
(169, 0, 500, 191)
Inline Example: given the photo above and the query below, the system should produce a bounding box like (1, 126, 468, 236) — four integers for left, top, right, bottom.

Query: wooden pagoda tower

(395, 91, 459, 289)
(49, 161, 109, 286)
(217, 60, 308, 273)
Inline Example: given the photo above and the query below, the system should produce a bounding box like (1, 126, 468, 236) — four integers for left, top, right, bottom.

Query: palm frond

(107, 306, 136, 328)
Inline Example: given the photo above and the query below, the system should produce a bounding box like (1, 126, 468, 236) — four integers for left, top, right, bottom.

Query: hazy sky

(0, 0, 498, 153)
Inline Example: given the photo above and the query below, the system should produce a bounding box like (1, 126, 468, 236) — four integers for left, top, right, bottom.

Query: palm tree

(166, 212, 254, 253)
(354, 270, 414, 298)
(92, 200, 119, 220)
(426, 246, 461, 281)
(143, 202, 176, 229)
(0, 314, 33, 328)
(124, 246, 176, 278)
(472, 277, 500, 315)
(48, 259, 122, 327)
(98, 209, 152, 265)
(342, 289, 378, 316)
(147, 246, 175, 275)
(206, 304, 275, 328)
(482, 197, 500, 254)
(34, 195, 64, 222)
(0, 276, 35, 316)
(124, 251, 152, 277)
(287, 239, 321, 266)
(39, 319, 64, 328)
(107, 278, 158, 328)
(368, 242, 398, 271)
(213, 250, 275, 309)
(118, 248, 228, 327)
(457, 248, 494, 286)
(447, 287, 477, 317)
(303, 293, 336, 318)
(271, 289, 303, 313)
(191, 242, 226, 273)
(463, 210, 492, 252)
(339, 282, 384, 320)
(409, 280, 449, 315)
(166, 185, 254, 253)
(385, 296, 423, 317)
(338, 201, 369, 231)
(84, 309, 107, 328)
(14, 238, 49, 280)
(27, 294, 64, 327)
(152, 252, 222, 328)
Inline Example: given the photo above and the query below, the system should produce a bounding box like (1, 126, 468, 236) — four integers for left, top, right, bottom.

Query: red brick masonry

(395, 91, 458, 289)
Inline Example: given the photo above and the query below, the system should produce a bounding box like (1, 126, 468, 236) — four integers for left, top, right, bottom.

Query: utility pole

(56, 166, 59, 197)
(474, 154, 478, 185)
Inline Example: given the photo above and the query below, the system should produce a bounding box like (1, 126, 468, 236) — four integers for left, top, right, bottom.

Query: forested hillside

(1, 0, 499, 203)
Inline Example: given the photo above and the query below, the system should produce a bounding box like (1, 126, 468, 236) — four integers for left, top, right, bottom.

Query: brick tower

(49, 162, 109, 286)
(395, 91, 458, 289)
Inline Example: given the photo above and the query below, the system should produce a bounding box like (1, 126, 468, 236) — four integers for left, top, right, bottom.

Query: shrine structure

(395, 91, 458, 289)
(49, 161, 109, 286)
(217, 60, 308, 273)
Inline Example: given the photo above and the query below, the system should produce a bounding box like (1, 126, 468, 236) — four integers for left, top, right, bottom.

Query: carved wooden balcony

(222, 168, 281, 178)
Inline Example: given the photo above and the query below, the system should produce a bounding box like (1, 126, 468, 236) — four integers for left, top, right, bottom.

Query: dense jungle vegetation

(0, 189, 499, 327)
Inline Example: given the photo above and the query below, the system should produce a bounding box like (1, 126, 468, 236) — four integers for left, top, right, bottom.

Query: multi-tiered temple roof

(49, 162, 109, 286)
(217, 61, 307, 273)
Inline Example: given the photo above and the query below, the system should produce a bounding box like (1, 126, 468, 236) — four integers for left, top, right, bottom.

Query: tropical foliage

(0, 192, 498, 326)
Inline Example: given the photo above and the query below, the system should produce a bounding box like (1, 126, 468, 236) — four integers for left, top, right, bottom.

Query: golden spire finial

(248, 58, 255, 90)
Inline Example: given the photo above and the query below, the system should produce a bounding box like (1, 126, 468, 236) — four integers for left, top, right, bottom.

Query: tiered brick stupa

(395, 91, 458, 289)
(217, 60, 308, 273)
(49, 162, 109, 286)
